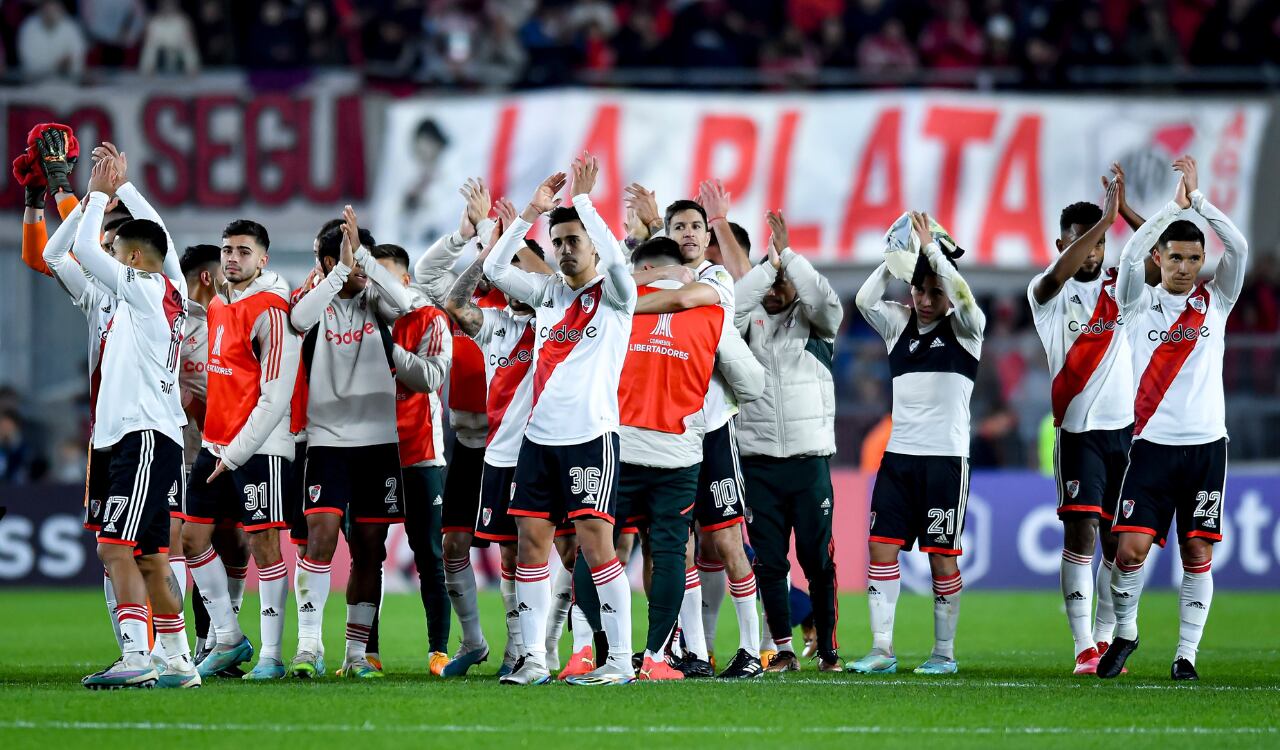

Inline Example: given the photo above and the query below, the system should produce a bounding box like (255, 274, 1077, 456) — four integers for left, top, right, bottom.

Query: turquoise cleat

(442, 644, 490, 677)
(846, 649, 898, 674)
(913, 654, 959, 675)
(341, 657, 385, 679)
(157, 661, 202, 689)
(289, 651, 326, 679)
(197, 636, 254, 677)
(243, 658, 287, 680)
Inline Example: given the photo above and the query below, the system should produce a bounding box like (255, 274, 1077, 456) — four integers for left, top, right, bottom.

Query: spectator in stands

(1124, 0, 1184, 67)
(858, 18, 918, 76)
(17, 0, 87, 81)
(302, 0, 344, 66)
(80, 0, 146, 68)
(1065, 3, 1114, 67)
(191, 0, 236, 67)
(1191, 0, 1270, 66)
(817, 16, 861, 69)
(246, 0, 305, 70)
(0, 409, 40, 482)
(139, 0, 200, 75)
(472, 12, 528, 86)
(919, 0, 984, 69)
(613, 5, 667, 69)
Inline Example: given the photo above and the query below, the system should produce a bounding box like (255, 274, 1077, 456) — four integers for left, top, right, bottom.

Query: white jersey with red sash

(1125, 281, 1225, 444)
(473, 307, 536, 467)
(1028, 268, 1133, 432)
(449, 287, 508, 448)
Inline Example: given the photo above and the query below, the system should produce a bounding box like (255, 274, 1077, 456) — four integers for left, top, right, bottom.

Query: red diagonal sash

(1050, 271, 1119, 426)
(486, 322, 536, 445)
(1133, 283, 1211, 436)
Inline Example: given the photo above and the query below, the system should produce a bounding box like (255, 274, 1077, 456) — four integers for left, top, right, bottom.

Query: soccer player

(1027, 180, 1136, 674)
(289, 206, 411, 679)
(483, 155, 636, 686)
(627, 190, 762, 676)
(850, 211, 984, 676)
(735, 211, 844, 673)
(1099, 155, 1247, 681)
(74, 156, 197, 689)
(180, 219, 299, 679)
(371, 243, 454, 675)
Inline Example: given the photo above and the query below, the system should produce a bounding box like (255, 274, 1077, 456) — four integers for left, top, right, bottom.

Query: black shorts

(97, 430, 183, 556)
(475, 462, 518, 544)
(288, 440, 309, 545)
(183, 448, 291, 532)
(1114, 438, 1227, 547)
(84, 448, 112, 532)
(303, 443, 405, 524)
(869, 452, 969, 556)
(1055, 425, 1132, 523)
(695, 421, 746, 532)
(443, 438, 485, 535)
(511, 433, 619, 525)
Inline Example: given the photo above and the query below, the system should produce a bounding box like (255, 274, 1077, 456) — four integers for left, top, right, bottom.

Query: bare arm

(634, 282, 720, 314)
(1032, 179, 1119, 305)
(220, 307, 300, 469)
(444, 252, 489, 338)
(699, 179, 751, 279)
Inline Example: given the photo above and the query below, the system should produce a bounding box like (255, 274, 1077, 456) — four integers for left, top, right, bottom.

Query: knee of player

(1114, 540, 1149, 568)
(1062, 518, 1098, 553)
(1180, 539, 1213, 569)
(180, 523, 213, 554)
(248, 531, 284, 566)
(442, 533, 471, 559)
(96, 542, 132, 565)
(927, 553, 960, 577)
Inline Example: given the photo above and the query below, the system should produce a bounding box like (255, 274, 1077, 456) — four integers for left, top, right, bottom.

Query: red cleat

(636, 656, 684, 681)
(1074, 647, 1100, 675)
(558, 646, 594, 680)
(1096, 642, 1127, 674)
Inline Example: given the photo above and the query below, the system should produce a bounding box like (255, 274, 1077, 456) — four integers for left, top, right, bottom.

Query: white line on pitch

(773, 678, 1280, 692)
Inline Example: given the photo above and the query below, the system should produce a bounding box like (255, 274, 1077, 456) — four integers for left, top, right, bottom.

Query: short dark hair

(369, 243, 411, 272)
(519, 238, 545, 261)
(180, 244, 221, 277)
(664, 199, 707, 229)
(223, 219, 270, 251)
(632, 236, 684, 267)
(547, 206, 582, 231)
(728, 221, 750, 251)
(1059, 201, 1103, 232)
(103, 215, 132, 235)
(113, 218, 168, 259)
(1158, 219, 1205, 249)
(910, 249, 959, 290)
(317, 223, 376, 264)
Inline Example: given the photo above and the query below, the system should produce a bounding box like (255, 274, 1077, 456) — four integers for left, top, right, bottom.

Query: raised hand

(571, 152, 599, 197)
(698, 179, 731, 223)
(909, 210, 933, 247)
(493, 197, 518, 238)
(457, 177, 491, 240)
(35, 128, 75, 195)
(1101, 173, 1120, 225)
(86, 154, 115, 196)
(523, 172, 567, 222)
(766, 210, 789, 262)
(1174, 154, 1198, 196)
(340, 204, 359, 268)
(624, 182, 661, 231)
(92, 142, 128, 193)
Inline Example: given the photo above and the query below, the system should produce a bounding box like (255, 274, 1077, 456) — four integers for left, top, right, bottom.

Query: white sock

(1093, 558, 1117, 644)
(1177, 561, 1213, 665)
(344, 602, 377, 661)
(931, 572, 963, 660)
(1061, 549, 1095, 655)
(867, 561, 901, 655)
(500, 565, 524, 657)
(154, 611, 192, 667)
(760, 599, 777, 653)
(591, 557, 632, 667)
(115, 602, 149, 658)
(103, 572, 123, 649)
(227, 564, 247, 618)
(570, 604, 592, 651)
(445, 556, 485, 649)
(258, 561, 288, 661)
(1110, 560, 1145, 641)
(679, 567, 709, 660)
(186, 546, 244, 644)
(168, 556, 187, 604)
(295, 556, 331, 654)
(729, 573, 761, 657)
(546, 560, 574, 655)
(515, 564, 551, 665)
(697, 558, 726, 651)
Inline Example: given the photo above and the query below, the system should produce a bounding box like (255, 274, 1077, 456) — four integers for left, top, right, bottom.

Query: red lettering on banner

(487, 104, 519, 206)
(1209, 111, 1244, 216)
(979, 115, 1046, 264)
(922, 107, 997, 234)
(577, 104, 622, 231)
(194, 95, 239, 208)
(141, 97, 191, 206)
(838, 108, 902, 257)
(690, 115, 757, 200)
(764, 110, 820, 253)
(244, 95, 298, 206)
(298, 94, 365, 203)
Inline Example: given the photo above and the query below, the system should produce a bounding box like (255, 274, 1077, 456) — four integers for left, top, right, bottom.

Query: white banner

(372, 90, 1268, 269)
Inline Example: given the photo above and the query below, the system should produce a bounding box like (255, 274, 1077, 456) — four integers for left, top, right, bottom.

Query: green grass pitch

(1, 588, 1277, 749)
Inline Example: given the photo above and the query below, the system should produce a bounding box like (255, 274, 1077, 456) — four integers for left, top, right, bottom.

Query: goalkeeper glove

(35, 128, 76, 197)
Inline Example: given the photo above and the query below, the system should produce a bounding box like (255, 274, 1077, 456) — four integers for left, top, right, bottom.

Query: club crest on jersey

(581, 294, 596, 313)
(1105, 284, 1117, 300)
(869, 511, 876, 529)
(90, 498, 101, 517)
(1066, 480, 1080, 498)
(908, 339, 920, 354)
(1122, 499, 1135, 518)
(482, 508, 492, 526)
(1189, 295, 1206, 314)
(308, 485, 322, 503)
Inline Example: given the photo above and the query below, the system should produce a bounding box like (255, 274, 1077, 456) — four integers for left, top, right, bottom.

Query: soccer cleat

(817, 651, 843, 672)
(764, 651, 800, 673)
(717, 649, 763, 679)
(442, 644, 489, 677)
(1095, 641, 1126, 674)
(367, 653, 383, 672)
(243, 658, 286, 680)
(83, 660, 159, 690)
(196, 635, 254, 678)
(499, 656, 551, 685)
(631, 652, 644, 673)
(428, 651, 450, 676)
(760, 648, 778, 669)
(157, 659, 202, 689)
(1171, 658, 1199, 681)
(565, 660, 635, 686)
(558, 646, 595, 680)
(847, 649, 897, 674)
(1097, 637, 1138, 679)
(673, 654, 714, 679)
(1073, 647, 1101, 675)
(82, 657, 124, 684)
(636, 655, 684, 681)
(341, 657, 385, 679)
(289, 650, 326, 679)
(801, 622, 819, 659)
(914, 654, 959, 675)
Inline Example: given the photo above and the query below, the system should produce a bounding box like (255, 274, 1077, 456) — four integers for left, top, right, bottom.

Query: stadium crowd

(2, 0, 1278, 87)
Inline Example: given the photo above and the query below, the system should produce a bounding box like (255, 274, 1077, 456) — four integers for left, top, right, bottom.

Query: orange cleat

(558, 646, 595, 680)
(428, 651, 449, 676)
(636, 655, 684, 681)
